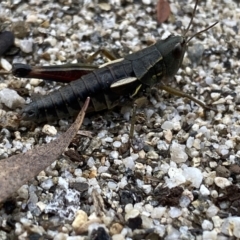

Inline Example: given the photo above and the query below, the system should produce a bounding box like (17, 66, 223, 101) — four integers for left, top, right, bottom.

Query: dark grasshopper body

(19, 35, 186, 123)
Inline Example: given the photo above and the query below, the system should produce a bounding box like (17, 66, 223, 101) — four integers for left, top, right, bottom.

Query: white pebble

(144, 204, 153, 214)
(123, 154, 138, 170)
(169, 207, 182, 218)
(170, 142, 188, 163)
(87, 157, 95, 167)
(125, 208, 140, 221)
(211, 92, 221, 101)
(0, 88, 25, 109)
(202, 219, 213, 230)
(161, 121, 173, 130)
(166, 167, 186, 188)
(179, 195, 191, 208)
(165, 226, 180, 240)
(118, 177, 128, 189)
(112, 234, 125, 240)
(19, 39, 33, 53)
(113, 141, 121, 148)
(108, 181, 117, 190)
(151, 207, 166, 219)
(186, 136, 194, 148)
(74, 169, 82, 177)
(42, 124, 57, 136)
(30, 78, 42, 86)
(41, 178, 54, 190)
(212, 216, 223, 228)
(142, 0, 151, 5)
(104, 137, 113, 143)
(109, 151, 119, 159)
(97, 130, 107, 138)
(98, 166, 108, 173)
(1, 58, 12, 71)
(141, 215, 153, 228)
(211, 190, 218, 198)
(142, 185, 152, 194)
(206, 204, 219, 218)
(202, 230, 217, 240)
(214, 177, 231, 189)
(58, 177, 68, 189)
(199, 184, 210, 196)
(125, 203, 133, 213)
(221, 217, 240, 238)
(182, 167, 203, 188)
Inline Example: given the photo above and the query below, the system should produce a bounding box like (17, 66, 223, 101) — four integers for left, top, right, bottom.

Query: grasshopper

(12, 0, 217, 123)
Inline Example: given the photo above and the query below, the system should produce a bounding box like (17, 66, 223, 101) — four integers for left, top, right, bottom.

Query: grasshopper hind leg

(85, 48, 117, 63)
(159, 83, 216, 112)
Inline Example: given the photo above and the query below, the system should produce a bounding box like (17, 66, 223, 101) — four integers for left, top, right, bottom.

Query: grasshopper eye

(172, 43, 183, 59)
(21, 109, 35, 120)
(28, 110, 35, 117)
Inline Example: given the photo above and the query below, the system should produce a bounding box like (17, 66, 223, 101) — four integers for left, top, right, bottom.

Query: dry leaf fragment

(156, 0, 171, 23)
(0, 97, 90, 203)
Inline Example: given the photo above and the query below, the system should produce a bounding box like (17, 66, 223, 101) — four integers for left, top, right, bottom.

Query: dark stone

(127, 216, 142, 231)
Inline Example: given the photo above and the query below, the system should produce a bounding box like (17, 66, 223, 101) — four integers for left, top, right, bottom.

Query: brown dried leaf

(156, 0, 171, 23)
(0, 97, 90, 203)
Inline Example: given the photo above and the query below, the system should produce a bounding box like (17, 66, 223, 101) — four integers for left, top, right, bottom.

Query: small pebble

(42, 125, 57, 136)
(214, 177, 231, 189)
(0, 88, 25, 109)
(151, 207, 166, 219)
(169, 207, 182, 218)
(182, 167, 203, 188)
(199, 184, 210, 196)
(202, 219, 213, 230)
(72, 210, 88, 233)
(125, 209, 140, 221)
(221, 217, 240, 238)
(110, 223, 123, 235)
(170, 142, 188, 163)
(1, 58, 12, 71)
(19, 39, 33, 53)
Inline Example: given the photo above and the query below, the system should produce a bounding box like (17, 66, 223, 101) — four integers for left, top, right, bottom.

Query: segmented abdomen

(22, 59, 135, 122)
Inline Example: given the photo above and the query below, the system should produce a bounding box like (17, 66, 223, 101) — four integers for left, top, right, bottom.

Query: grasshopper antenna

(184, 0, 199, 36)
(183, 0, 218, 43)
(186, 21, 218, 43)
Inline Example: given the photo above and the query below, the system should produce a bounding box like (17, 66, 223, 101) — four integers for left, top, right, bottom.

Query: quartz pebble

(0, 88, 25, 109)
(214, 177, 231, 189)
(72, 210, 88, 233)
(1, 58, 12, 71)
(200, 184, 210, 196)
(161, 121, 173, 130)
(42, 125, 57, 136)
(221, 217, 240, 238)
(19, 39, 33, 53)
(182, 167, 203, 188)
(170, 142, 188, 163)
(125, 209, 140, 221)
(169, 207, 182, 218)
(202, 219, 213, 230)
(202, 230, 218, 240)
(151, 207, 166, 219)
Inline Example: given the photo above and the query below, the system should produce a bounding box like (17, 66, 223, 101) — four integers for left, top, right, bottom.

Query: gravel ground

(0, 0, 240, 239)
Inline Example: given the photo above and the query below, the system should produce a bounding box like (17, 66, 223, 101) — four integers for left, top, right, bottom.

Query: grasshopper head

(156, 0, 217, 79)
(156, 35, 187, 78)
(21, 102, 39, 122)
